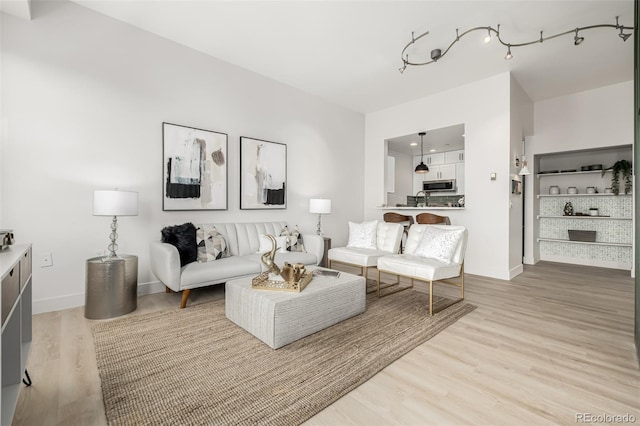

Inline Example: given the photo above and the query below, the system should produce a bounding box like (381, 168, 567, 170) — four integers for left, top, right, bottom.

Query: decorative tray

(251, 271, 313, 293)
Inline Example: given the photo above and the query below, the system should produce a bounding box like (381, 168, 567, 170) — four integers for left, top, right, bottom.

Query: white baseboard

(33, 280, 167, 315)
(540, 255, 632, 271)
(509, 264, 524, 280)
(523, 256, 536, 265)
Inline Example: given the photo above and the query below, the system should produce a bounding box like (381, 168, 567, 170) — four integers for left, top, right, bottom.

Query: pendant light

(415, 132, 429, 174)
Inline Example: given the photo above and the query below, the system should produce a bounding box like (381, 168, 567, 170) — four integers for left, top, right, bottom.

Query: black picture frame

(162, 122, 228, 211)
(240, 136, 287, 210)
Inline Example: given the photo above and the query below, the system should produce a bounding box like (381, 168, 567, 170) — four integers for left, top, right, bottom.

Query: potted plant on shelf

(602, 160, 632, 195)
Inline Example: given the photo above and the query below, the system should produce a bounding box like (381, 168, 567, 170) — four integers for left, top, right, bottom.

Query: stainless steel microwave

(423, 179, 456, 192)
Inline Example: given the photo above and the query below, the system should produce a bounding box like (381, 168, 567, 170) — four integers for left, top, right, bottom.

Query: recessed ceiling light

(410, 142, 418, 146)
(429, 149, 437, 152)
(462, 134, 465, 137)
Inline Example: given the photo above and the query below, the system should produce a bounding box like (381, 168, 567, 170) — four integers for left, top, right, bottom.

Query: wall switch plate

(40, 252, 53, 268)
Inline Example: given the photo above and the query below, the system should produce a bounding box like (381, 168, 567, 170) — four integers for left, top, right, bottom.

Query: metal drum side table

(85, 254, 138, 319)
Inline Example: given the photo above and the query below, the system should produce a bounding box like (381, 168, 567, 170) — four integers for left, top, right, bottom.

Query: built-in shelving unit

(534, 145, 633, 270)
(536, 238, 631, 247)
(0, 244, 32, 426)
(537, 215, 631, 220)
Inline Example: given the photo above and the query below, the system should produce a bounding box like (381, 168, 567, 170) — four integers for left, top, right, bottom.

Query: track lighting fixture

(399, 16, 633, 72)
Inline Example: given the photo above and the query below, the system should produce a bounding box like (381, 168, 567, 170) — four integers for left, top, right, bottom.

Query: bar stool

(383, 212, 414, 253)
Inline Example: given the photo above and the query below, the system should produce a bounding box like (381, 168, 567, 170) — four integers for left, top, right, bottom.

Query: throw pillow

(280, 226, 296, 251)
(258, 234, 288, 254)
(347, 220, 378, 249)
(160, 223, 197, 267)
(412, 226, 464, 263)
(290, 225, 306, 252)
(195, 224, 229, 262)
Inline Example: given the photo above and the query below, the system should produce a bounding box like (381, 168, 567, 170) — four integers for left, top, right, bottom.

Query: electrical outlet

(40, 252, 53, 268)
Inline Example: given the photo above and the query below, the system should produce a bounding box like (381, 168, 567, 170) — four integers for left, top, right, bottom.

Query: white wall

(365, 73, 514, 280)
(524, 81, 634, 264)
(386, 149, 411, 207)
(0, 2, 364, 313)
(508, 75, 534, 278)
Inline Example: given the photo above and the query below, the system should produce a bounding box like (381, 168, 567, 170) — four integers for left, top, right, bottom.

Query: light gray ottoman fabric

(225, 268, 366, 349)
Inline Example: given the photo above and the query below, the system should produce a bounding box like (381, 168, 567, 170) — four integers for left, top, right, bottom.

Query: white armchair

(328, 221, 403, 293)
(377, 224, 468, 316)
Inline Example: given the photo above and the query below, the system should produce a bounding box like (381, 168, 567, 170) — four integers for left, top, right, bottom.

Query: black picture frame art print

(162, 122, 228, 211)
(240, 136, 287, 210)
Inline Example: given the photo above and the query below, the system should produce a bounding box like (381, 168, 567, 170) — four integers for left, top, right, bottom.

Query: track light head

(505, 45, 513, 60)
(483, 29, 492, 44)
(430, 49, 442, 61)
(619, 31, 631, 42)
(574, 29, 584, 45)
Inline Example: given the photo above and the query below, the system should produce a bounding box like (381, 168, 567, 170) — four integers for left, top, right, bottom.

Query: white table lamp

(94, 190, 138, 258)
(309, 199, 331, 235)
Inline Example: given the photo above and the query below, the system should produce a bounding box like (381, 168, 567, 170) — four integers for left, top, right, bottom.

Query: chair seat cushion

(377, 254, 462, 281)
(328, 246, 390, 267)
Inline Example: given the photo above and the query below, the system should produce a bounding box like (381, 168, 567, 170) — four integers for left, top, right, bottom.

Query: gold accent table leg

(180, 289, 191, 309)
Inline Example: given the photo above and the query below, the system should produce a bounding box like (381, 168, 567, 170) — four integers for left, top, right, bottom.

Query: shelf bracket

(22, 369, 32, 386)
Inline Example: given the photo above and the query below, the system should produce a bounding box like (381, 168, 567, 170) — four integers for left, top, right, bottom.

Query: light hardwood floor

(12, 262, 640, 425)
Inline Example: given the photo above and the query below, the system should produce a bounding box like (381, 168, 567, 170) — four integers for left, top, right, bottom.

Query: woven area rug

(92, 288, 475, 426)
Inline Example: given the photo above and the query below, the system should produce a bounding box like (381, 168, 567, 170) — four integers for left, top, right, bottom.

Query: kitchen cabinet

(455, 163, 465, 195)
(445, 150, 464, 163)
(429, 164, 456, 180)
(423, 153, 445, 166)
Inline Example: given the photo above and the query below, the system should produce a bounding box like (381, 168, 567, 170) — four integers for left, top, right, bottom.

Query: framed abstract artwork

(162, 122, 228, 211)
(240, 136, 287, 210)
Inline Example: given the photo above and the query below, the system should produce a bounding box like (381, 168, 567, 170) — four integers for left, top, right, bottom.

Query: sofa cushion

(195, 224, 229, 262)
(328, 246, 389, 268)
(180, 256, 261, 288)
(347, 220, 378, 249)
(244, 252, 319, 272)
(161, 223, 197, 267)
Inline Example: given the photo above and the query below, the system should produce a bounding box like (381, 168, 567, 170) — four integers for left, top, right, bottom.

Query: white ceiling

(388, 124, 465, 156)
(72, 0, 634, 114)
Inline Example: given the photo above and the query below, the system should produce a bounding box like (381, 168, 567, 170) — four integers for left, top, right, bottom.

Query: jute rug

(92, 288, 475, 426)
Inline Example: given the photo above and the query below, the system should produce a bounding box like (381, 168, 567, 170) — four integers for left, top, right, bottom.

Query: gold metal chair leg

(460, 263, 465, 299)
(377, 268, 381, 298)
(429, 280, 433, 316)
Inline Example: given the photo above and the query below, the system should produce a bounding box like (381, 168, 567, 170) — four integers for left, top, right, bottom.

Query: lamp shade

(93, 190, 139, 216)
(309, 199, 331, 214)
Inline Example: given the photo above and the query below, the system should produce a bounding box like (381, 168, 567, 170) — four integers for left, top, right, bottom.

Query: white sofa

(150, 222, 324, 308)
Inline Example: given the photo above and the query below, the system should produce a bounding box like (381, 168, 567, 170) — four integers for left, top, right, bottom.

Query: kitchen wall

(365, 73, 514, 280)
(508, 75, 534, 278)
(524, 81, 634, 265)
(386, 149, 412, 207)
(0, 2, 364, 313)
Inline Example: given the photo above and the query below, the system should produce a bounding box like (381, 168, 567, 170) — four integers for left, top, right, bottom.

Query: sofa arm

(149, 241, 182, 291)
(301, 234, 324, 265)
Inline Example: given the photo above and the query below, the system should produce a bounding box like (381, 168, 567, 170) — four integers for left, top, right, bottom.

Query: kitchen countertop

(378, 206, 465, 210)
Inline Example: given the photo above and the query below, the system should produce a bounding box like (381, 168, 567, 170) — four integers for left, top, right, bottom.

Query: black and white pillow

(195, 224, 229, 262)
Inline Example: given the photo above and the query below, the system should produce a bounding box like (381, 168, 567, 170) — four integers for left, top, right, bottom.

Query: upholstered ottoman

(225, 267, 366, 349)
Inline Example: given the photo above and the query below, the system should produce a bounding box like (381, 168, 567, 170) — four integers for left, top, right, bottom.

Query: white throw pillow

(347, 220, 378, 249)
(413, 226, 464, 263)
(257, 234, 287, 254)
